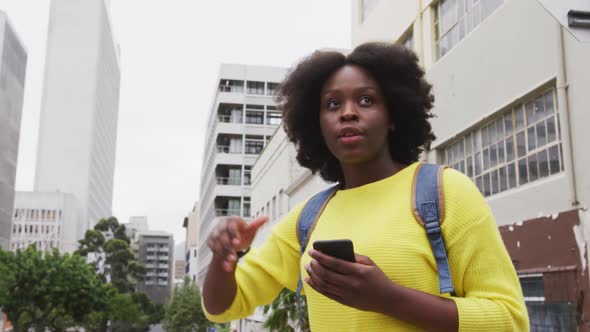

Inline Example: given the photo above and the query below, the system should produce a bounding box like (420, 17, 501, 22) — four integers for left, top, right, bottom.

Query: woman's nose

(339, 102, 359, 122)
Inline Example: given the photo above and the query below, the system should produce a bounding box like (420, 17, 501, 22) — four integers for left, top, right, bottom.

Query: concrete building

(349, 0, 589, 329)
(123, 216, 148, 258)
(10, 191, 81, 253)
(196, 64, 286, 287)
(182, 202, 199, 284)
(34, 0, 121, 242)
(0, 11, 27, 250)
(137, 231, 174, 304)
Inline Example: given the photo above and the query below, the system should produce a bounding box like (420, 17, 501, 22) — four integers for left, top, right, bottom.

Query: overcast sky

(0, 0, 351, 245)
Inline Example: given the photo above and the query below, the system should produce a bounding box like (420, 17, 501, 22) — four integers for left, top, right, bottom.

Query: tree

(263, 289, 310, 332)
(76, 217, 160, 331)
(76, 216, 145, 293)
(0, 245, 109, 332)
(163, 276, 213, 332)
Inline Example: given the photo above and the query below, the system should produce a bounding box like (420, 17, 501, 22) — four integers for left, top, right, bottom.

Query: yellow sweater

(204, 163, 529, 331)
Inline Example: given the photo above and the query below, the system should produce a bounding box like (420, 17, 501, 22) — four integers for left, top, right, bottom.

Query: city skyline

(0, 0, 352, 242)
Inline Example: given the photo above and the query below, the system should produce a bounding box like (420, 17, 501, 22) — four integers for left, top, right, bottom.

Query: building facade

(10, 191, 81, 253)
(196, 64, 286, 287)
(352, 0, 590, 330)
(34, 0, 121, 241)
(0, 11, 27, 250)
(182, 202, 200, 284)
(124, 216, 148, 258)
(137, 231, 174, 304)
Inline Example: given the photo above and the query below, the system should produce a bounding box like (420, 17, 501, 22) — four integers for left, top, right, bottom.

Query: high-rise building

(0, 11, 27, 250)
(196, 64, 286, 287)
(34, 0, 121, 241)
(182, 202, 199, 284)
(10, 191, 80, 253)
(137, 231, 174, 304)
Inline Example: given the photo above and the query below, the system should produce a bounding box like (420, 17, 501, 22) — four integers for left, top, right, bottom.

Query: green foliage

(263, 289, 310, 332)
(76, 216, 144, 293)
(0, 245, 109, 332)
(75, 217, 162, 331)
(163, 276, 212, 332)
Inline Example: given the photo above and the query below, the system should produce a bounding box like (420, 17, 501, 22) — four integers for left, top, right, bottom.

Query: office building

(0, 11, 27, 250)
(10, 191, 81, 253)
(34, 0, 121, 241)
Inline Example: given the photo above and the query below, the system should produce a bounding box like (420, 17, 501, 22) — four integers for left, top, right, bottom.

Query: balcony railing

(216, 145, 242, 154)
(216, 176, 241, 185)
(215, 208, 241, 217)
(218, 114, 242, 124)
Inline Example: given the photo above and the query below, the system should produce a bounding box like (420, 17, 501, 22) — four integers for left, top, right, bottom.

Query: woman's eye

(327, 99, 340, 109)
(359, 96, 373, 106)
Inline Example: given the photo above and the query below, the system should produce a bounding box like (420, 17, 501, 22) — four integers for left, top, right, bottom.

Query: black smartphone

(312, 239, 356, 262)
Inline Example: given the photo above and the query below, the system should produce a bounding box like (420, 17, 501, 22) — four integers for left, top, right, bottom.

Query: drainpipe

(555, 22, 579, 207)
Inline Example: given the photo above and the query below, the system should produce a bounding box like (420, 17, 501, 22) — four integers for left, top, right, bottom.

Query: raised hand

(207, 215, 268, 272)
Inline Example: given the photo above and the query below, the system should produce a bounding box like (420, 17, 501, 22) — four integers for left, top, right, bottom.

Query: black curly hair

(277, 42, 436, 184)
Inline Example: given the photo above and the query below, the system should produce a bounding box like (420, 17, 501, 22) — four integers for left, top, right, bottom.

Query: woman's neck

(340, 157, 406, 190)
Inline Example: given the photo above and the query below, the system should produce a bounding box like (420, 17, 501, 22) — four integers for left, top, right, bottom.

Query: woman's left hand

(304, 248, 395, 314)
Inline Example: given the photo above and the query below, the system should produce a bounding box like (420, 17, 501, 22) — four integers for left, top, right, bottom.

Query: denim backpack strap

(295, 185, 338, 322)
(412, 163, 455, 295)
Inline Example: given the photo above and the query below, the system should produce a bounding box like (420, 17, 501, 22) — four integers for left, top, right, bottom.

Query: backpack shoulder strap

(412, 163, 455, 295)
(296, 185, 338, 254)
(295, 185, 338, 321)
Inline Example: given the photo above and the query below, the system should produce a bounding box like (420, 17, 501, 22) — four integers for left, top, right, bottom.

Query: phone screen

(312, 239, 355, 262)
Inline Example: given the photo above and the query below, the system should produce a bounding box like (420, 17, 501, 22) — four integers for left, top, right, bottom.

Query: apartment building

(196, 64, 286, 287)
(137, 231, 174, 304)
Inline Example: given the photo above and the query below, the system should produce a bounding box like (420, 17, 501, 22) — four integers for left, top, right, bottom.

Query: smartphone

(312, 239, 356, 262)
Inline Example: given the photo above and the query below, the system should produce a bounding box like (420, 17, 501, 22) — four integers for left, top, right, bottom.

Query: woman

(202, 42, 528, 331)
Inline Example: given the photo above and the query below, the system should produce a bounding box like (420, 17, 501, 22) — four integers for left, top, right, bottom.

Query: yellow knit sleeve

(442, 169, 529, 332)
(203, 204, 304, 323)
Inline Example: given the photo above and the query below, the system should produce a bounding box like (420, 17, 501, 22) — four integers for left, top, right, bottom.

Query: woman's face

(319, 64, 393, 165)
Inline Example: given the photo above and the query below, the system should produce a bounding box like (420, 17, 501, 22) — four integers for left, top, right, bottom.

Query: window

(266, 82, 279, 96)
(243, 197, 251, 218)
(218, 79, 244, 93)
(244, 166, 252, 185)
(520, 275, 544, 301)
(266, 110, 282, 125)
(246, 81, 265, 95)
(246, 105, 264, 124)
(439, 88, 562, 197)
(434, 0, 503, 59)
(245, 135, 265, 154)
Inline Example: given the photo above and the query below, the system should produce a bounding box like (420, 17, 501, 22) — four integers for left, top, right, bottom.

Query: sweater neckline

(335, 162, 419, 197)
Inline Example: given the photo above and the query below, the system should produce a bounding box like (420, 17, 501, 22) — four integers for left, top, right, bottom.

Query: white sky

(0, 0, 352, 245)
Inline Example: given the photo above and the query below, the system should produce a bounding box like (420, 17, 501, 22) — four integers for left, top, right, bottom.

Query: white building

(0, 11, 27, 250)
(182, 202, 200, 284)
(34, 0, 121, 241)
(10, 191, 81, 253)
(196, 64, 287, 287)
(354, 0, 588, 329)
